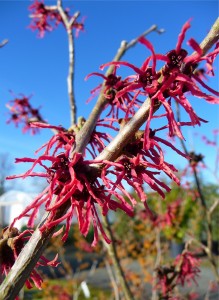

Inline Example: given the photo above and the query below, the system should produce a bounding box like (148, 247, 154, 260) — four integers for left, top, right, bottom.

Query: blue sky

(0, 0, 218, 190)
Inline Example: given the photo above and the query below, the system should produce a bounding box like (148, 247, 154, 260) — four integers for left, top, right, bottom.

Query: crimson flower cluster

(101, 129, 188, 219)
(181, 130, 219, 180)
(157, 251, 200, 298)
(29, 0, 84, 38)
(0, 227, 58, 290)
(174, 252, 200, 286)
(7, 122, 134, 246)
(88, 20, 219, 148)
(6, 95, 43, 134)
(86, 68, 143, 121)
(155, 199, 182, 228)
(6, 120, 190, 249)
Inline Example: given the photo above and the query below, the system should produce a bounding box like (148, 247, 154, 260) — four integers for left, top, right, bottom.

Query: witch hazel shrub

(1, 1, 218, 297)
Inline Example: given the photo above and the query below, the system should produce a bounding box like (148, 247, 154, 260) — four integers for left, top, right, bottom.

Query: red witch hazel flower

(29, 0, 62, 37)
(156, 251, 200, 298)
(101, 126, 188, 219)
(29, 0, 85, 38)
(87, 20, 218, 149)
(0, 227, 59, 291)
(88, 38, 162, 122)
(6, 94, 43, 135)
(100, 37, 162, 97)
(7, 122, 135, 246)
(85, 67, 143, 122)
(150, 20, 219, 140)
(102, 154, 170, 220)
(155, 199, 182, 228)
(174, 251, 200, 286)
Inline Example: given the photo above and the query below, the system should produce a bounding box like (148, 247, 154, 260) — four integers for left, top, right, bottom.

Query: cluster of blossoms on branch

(29, 0, 84, 38)
(0, 227, 59, 291)
(6, 19, 219, 246)
(156, 250, 201, 298)
(6, 94, 43, 134)
(179, 129, 219, 180)
(88, 21, 218, 148)
(2, 0, 219, 293)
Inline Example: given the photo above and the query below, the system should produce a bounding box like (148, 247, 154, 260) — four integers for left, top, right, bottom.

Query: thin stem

(57, 1, 77, 125)
(67, 27, 76, 125)
(126, 24, 164, 51)
(104, 259, 120, 300)
(0, 39, 8, 48)
(102, 215, 134, 300)
(175, 102, 219, 283)
(193, 167, 219, 282)
(151, 227, 162, 300)
(209, 198, 219, 215)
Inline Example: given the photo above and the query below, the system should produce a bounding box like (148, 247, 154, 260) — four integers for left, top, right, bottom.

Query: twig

(209, 198, 219, 216)
(126, 25, 164, 51)
(195, 177, 219, 283)
(0, 39, 8, 48)
(105, 259, 120, 300)
(175, 101, 219, 283)
(57, 0, 77, 125)
(102, 215, 134, 300)
(151, 226, 162, 300)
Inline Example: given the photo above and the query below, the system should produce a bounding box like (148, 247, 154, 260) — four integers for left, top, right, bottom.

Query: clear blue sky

(0, 0, 218, 190)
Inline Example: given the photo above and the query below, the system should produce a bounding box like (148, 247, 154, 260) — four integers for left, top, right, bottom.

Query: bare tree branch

(209, 198, 219, 216)
(57, 0, 77, 125)
(199, 17, 219, 54)
(0, 39, 8, 48)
